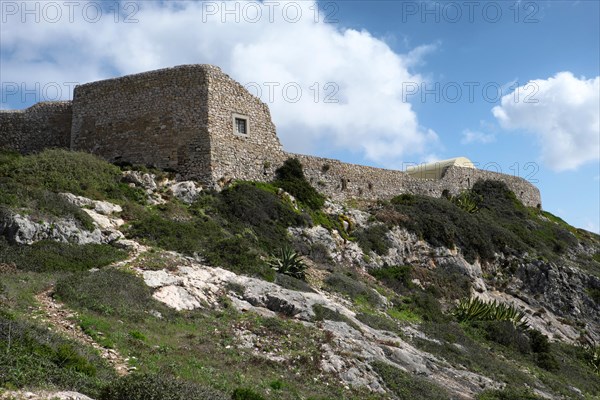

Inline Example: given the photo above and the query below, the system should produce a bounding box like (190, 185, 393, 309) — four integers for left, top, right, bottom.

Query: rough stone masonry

(0, 64, 541, 207)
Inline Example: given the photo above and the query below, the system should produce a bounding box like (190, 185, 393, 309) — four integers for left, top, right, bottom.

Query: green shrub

(207, 236, 273, 280)
(370, 265, 413, 292)
(100, 373, 227, 400)
(52, 343, 97, 376)
(355, 312, 399, 332)
(404, 291, 446, 322)
(274, 158, 325, 210)
(312, 304, 358, 330)
(269, 246, 307, 280)
(355, 224, 391, 256)
(325, 272, 383, 308)
(275, 273, 315, 293)
(0, 149, 145, 203)
(535, 351, 559, 371)
(527, 329, 550, 354)
(0, 183, 94, 229)
(231, 388, 265, 400)
(128, 213, 216, 255)
(587, 287, 600, 304)
(473, 321, 531, 353)
(216, 182, 307, 251)
(371, 361, 450, 399)
(127, 188, 283, 280)
(0, 239, 128, 272)
(0, 314, 115, 396)
(477, 387, 542, 400)
(385, 180, 579, 263)
(55, 269, 171, 321)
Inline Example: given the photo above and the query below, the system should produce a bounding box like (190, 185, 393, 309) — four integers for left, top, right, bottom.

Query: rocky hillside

(0, 150, 599, 400)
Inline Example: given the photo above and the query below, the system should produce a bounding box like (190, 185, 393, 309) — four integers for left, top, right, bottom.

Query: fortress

(0, 64, 541, 207)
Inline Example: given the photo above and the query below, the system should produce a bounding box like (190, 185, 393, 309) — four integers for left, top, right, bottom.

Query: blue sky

(1, 0, 599, 232)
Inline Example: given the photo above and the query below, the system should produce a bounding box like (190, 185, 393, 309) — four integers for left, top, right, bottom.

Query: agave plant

(451, 190, 482, 214)
(269, 246, 307, 280)
(453, 297, 529, 330)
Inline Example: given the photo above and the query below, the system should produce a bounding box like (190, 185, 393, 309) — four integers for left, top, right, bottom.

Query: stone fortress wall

(285, 153, 541, 207)
(71, 65, 213, 183)
(0, 65, 542, 208)
(0, 102, 72, 154)
(203, 65, 283, 185)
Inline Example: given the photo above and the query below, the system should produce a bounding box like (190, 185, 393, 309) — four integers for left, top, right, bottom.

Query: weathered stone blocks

(0, 64, 542, 207)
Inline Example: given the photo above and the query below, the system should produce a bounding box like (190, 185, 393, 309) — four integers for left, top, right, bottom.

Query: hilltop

(0, 149, 599, 400)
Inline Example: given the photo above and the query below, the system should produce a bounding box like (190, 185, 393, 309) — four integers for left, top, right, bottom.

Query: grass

(413, 322, 537, 387)
(99, 373, 228, 400)
(0, 238, 128, 273)
(476, 387, 542, 400)
(0, 311, 116, 397)
(0, 149, 147, 239)
(1, 263, 382, 399)
(54, 268, 174, 322)
(412, 320, 600, 399)
(324, 272, 384, 309)
(1, 150, 598, 399)
(367, 264, 449, 323)
(311, 304, 361, 331)
(370, 360, 450, 399)
(0, 185, 95, 230)
(127, 181, 310, 281)
(0, 149, 145, 204)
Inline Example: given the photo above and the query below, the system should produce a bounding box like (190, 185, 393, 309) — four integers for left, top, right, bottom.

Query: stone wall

(205, 67, 284, 186)
(280, 153, 542, 207)
(0, 102, 72, 154)
(0, 64, 542, 208)
(71, 65, 213, 184)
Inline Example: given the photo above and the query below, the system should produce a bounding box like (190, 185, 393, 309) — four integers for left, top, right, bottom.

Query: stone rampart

(205, 67, 284, 186)
(71, 65, 213, 183)
(284, 153, 542, 207)
(0, 64, 542, 208)
(0, 102, 72, 154)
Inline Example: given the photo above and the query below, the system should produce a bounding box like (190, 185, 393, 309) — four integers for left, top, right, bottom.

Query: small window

(232, 113, 249, 136)
(235, 118, 247, 135)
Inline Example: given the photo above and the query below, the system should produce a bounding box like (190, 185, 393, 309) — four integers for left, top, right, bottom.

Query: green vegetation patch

(354, 224, 391, 256)
(0, 312, 115, 396)
(216, 182, 308, 251)
(476, 387, 542, 400)
(0, 238, 128, 272)
(0, 149, 145, 203)
(325, 272, 383, 308)
(274, 158, 325, 210)
(371, 360, 450, 400)
(127, 182, 309, 280)
(99, 373, 228, 400)
(0, 186, 94, 230)
(382, 181, 579, 262)
(55, 268, 173, 322)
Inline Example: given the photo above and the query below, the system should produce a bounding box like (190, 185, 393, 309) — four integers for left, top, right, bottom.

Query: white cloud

(0, 0, 438, 167)
(492, 72, 600, 171)
(460, 129, 495, 145)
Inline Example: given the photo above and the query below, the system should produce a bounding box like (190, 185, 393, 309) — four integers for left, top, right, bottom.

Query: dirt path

(34, 287, 130, 376)
(30, 239, 151, 376)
